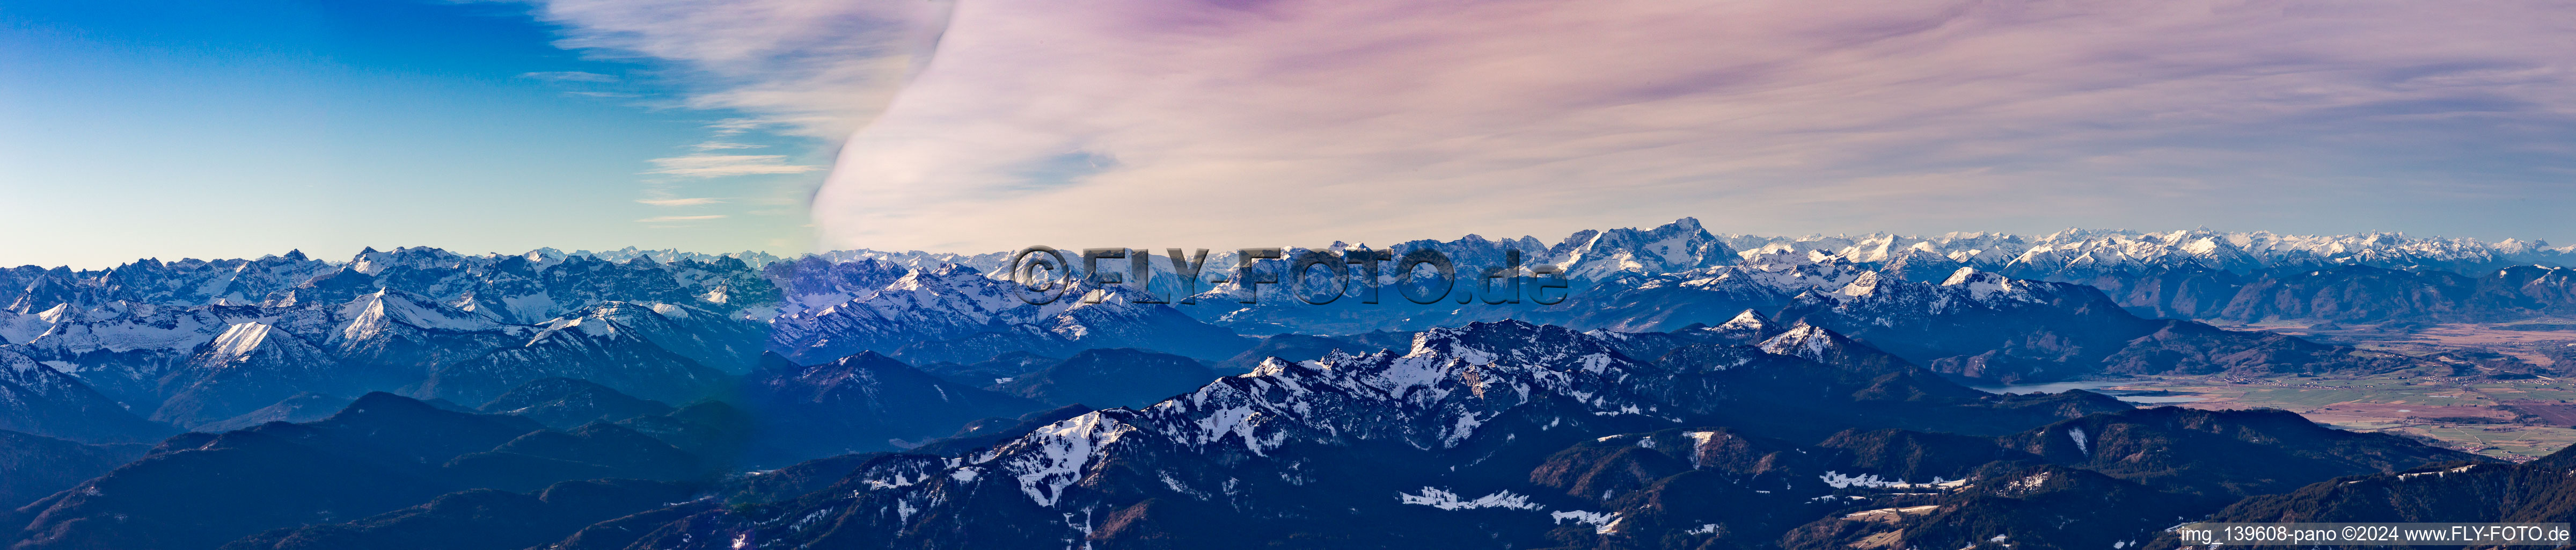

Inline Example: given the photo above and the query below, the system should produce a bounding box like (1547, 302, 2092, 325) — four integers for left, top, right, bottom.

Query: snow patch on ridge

(1397, 487, 1542, 511)
(1001, 412, 1136, 507)
(1552, 510, 1621, 533)
(1819, 471, 1901, 489)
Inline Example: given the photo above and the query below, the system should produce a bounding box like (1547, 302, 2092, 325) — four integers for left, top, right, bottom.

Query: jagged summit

(1704, 309, 1776, 339)
(1730, 228, 2576, 276)
(1755, 322, 1911, 374)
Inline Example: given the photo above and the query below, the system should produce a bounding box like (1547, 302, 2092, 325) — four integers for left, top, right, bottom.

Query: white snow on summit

(1729, 228, 2576, 274)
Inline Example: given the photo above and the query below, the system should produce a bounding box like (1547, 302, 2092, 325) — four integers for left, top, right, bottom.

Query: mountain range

(3, 220, 2572, 548)
(15, 220, 2574, 332)
(538, 321, 2472, 549)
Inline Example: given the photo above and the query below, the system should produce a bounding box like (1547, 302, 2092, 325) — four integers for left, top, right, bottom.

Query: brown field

(2504, 400, 2576, 426)
(2303, 402, 2518, 423)
(1978, 320, 2576, 461)
(2081, 372, 2576, 461)
(2243, 321, 2576, 365)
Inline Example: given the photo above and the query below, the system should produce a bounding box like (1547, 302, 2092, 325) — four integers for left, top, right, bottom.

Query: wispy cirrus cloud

(636, 214, 726, 222)
(516, 0, 953, 140)
(513, 0, 951, 225)
(804, 0, 2576, 251)
(636, 197, 726, 206)
(518, 70, 620, 82)
(642, 154, 822, 177)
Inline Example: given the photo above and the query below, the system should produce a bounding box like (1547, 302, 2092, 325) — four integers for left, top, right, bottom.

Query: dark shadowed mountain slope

(613, 400, 762, 468)
(997, 348, 1216, 409)
(916, 350, 1058, 387)
(1648, 333, 2132, 442)
(1999, 406, 2488, 503)
(1816, 428, 2038, 483)
(2213, 265, 2485, 323)
(589, 321, 2138, 550)
(0, 430, 147, 511)
(737, 351, 1046, 461)
(0, 348, 171, 443)
(2140, 446, 2576, 549)
(218, 479, 696, 550)
(1772, 407, 2485, 550)
(2098, 320, 2425, 377)
(6, 392, 728, 550)
(8, 393, 537, 549)
(478, 378, 674, 430)
(195, 392, 353, 433)
(440, 421, 706, 492)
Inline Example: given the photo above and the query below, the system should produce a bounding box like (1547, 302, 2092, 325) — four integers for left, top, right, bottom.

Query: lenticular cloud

(814, 0, 2576, 251)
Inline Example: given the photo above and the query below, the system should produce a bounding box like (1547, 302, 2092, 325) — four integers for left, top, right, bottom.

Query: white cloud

(806, 0, 2576, 252)
(519, 0, 954, 140)
(636, 214, 727, 222)
(637, 197, 726, 206)
(643, 154, 821, 177)
(519, 70, 620, 82)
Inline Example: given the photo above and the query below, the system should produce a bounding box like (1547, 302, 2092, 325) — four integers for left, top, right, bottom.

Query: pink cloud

(812, 0, 2576, 251)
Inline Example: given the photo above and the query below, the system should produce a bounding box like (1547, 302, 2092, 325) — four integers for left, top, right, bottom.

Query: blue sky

(5, 0, 2573, 269)
(2, 0, 828, 267)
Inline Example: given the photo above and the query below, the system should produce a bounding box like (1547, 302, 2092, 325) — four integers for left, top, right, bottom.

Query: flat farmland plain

(2079, 365, 2576, 461)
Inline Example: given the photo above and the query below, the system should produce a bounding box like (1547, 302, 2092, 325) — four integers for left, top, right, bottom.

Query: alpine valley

(5, 219, 2576, 549)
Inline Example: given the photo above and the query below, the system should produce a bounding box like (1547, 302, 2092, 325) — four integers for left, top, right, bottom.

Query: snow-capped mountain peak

(1838, 271, 1886, 298)
(1714, 309, 1770, 333)
(333, 289, 503, 344)
(1940, 267, 2034, 302)
(1757, 323, 1841, 361)
(949, 320, 1660, 512)
(205, 322, 278, 364)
